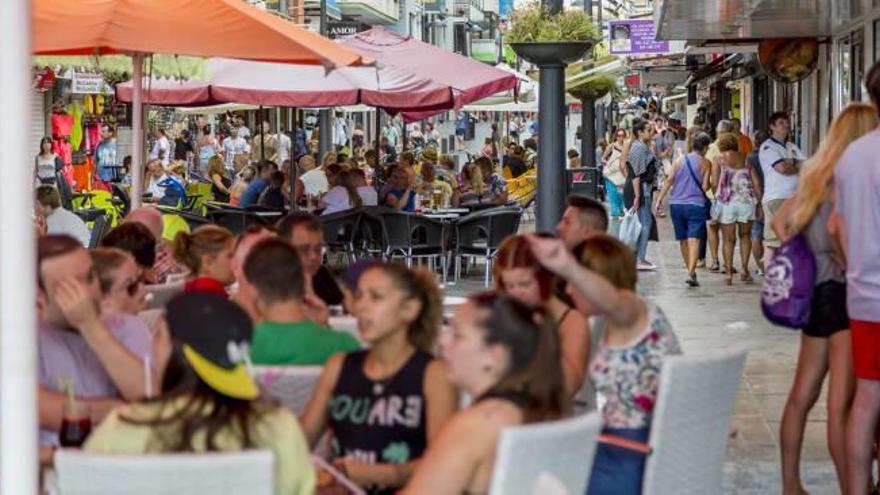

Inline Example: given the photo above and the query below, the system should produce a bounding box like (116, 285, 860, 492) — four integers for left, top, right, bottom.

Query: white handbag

(618, 207, 642, 248)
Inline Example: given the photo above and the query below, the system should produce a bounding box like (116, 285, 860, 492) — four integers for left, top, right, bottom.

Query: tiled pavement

(444, 217, 838, 494)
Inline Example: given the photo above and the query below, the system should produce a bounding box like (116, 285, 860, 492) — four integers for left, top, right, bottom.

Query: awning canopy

(116, 57, 454, 111)
(566, 57, 624, 89)
(340, 27, 518, 121)
(33, 0, 367, 68)
(655, 0, 848, 41)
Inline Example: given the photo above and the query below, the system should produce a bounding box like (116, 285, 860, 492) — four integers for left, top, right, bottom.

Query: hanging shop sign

(33, 67, 56, 92)
(71, 71, 112, 94)
(609, 20, 669, 55)
(328, 21, 364, 39)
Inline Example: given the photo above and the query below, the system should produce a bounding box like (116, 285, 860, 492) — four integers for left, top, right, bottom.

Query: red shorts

(851, 320, 880, 380)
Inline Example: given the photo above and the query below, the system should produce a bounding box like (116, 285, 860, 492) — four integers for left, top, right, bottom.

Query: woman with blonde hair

(229, 165, 256, 206)
(771, 102, 877, 495)
(458, 162, 487, 206)
(206, 155, 232, 203)
(174, 225, 236, 297)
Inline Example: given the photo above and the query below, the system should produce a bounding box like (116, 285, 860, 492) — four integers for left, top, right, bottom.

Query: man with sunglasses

(277, 212, 344, 310)
(37, 235, 167, 446)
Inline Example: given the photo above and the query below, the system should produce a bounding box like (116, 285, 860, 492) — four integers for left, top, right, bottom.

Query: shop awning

(339, 27, 519, 121)
(685, 53, 742, 86)
(655, 0, 839, 41)
(115, 57, 455, 111)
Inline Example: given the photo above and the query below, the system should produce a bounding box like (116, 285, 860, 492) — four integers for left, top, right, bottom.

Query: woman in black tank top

(403, 292, 567, 495)
(301, 263, 457, 495)
(493, 235, 591, 398)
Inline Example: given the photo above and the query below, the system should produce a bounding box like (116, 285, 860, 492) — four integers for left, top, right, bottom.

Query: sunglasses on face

(122, 275, 145, 297)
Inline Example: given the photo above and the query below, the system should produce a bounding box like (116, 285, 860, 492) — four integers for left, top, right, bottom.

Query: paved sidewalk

(446, 218, 838, 494)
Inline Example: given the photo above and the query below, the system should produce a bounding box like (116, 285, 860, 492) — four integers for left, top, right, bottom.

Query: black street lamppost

(509, 0, 594, 231)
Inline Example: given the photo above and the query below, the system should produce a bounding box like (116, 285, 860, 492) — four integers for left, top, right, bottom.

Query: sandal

(741, 273, 754, 283)
(709, 262, 720, 272)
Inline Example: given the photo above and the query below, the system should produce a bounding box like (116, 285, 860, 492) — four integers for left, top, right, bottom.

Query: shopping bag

(618, 207, 642, 248)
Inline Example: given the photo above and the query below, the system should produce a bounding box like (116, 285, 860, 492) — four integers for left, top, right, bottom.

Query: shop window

(852, 28, 865, 101)
(838, 34, 852, 107)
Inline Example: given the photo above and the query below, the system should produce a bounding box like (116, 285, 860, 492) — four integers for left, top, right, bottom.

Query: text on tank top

(329, 350, 431, 467)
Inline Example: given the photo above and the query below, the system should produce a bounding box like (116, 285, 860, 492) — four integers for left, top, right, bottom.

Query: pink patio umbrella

(116, 58, 454, 112)
(340, 27, 519, 121)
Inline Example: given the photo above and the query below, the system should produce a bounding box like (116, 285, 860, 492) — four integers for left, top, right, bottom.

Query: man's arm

(773, 158, 800, 175)
(53, 279, 150, 400)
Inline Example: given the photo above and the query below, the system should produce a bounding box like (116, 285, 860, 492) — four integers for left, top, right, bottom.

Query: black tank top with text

(328, 350, 431, 494)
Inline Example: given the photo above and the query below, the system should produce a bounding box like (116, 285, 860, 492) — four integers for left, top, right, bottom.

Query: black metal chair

(453, 206, 523, 287)
(156, 206, 211, 231)
(319, 208, 363, 264)
(88, 215, 111, 249)
(357, 206, 392, 259)
(206, 209, 264, 235)
(379, 210, 448, 283)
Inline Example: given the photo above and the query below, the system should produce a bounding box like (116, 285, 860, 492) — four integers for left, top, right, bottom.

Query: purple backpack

(761, 234, 817, 329)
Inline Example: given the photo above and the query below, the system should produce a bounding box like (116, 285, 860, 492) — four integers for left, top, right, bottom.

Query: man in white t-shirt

(277, 128, 292, 164)
(149, 128, 171, 166)
(144, 160, 168, 202)
(35, 186, 91, 247)
(758, 112, 804, 258)
(222, 129, 250, 172)
(298, 155, 328, 196)
(834, 61, 880, 493)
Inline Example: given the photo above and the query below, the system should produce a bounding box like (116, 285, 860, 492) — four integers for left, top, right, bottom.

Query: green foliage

(506, 3, 600, 44)
(568, 73, 620, 100)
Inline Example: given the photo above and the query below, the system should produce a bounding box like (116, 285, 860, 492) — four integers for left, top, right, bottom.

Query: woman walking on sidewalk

(654, 132, 712, 287)
(772, 102, 876, 495)
(713, 133, 762, 285)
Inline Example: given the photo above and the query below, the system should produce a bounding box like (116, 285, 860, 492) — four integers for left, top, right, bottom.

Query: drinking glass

(59, 402, 92, 448)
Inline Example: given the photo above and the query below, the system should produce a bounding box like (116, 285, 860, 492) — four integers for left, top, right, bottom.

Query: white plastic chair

(53, 449, 274, 495)
(599, 350, 747, 495)
(254, 366, 323, 416)
(489, 412, 602, 495)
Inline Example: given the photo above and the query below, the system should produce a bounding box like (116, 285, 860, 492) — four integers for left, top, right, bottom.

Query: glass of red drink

(59, 402, 91, 448)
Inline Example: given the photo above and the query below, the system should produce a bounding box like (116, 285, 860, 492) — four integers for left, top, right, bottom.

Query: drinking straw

(144, 355, 153, 399)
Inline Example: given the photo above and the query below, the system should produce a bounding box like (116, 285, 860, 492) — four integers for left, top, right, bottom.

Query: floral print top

(590, 302, 682, 429)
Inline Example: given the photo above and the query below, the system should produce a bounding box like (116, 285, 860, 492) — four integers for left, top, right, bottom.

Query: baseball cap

(166, 293, 259, 400)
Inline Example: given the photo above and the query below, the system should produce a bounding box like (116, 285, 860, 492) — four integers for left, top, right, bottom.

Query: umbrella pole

(1, 0, 37, 492)
(291, 107, 298, 212)
(375, 109, 382, 186)
(131, 52, 145, 210)
(259, 105, 265, 162)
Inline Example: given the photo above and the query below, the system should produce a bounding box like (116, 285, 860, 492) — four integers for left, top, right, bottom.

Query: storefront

(30, 65, 123, 189)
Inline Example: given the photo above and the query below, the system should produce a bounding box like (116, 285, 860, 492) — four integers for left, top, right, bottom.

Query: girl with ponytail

(402, 291, 566, 494)
(301, 262, 457, 494)
(173, 225, 235, 297)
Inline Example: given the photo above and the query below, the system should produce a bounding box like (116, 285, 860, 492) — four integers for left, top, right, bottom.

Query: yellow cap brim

(183, 345, 259, 400)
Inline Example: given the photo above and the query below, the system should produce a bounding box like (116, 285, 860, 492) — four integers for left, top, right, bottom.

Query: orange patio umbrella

(33, 0, 368, 207)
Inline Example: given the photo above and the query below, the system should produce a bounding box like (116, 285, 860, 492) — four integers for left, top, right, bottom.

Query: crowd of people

(32, 56, 880, 495)
(35, 159, 678, 495)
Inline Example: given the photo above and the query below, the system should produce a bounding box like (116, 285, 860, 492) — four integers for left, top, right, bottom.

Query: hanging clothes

(68, 102, 84, 152)
(51, 113, 73, 138)
(52, 139, 72, 167)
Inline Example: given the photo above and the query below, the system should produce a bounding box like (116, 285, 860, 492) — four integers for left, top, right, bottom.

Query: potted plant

(567, 73, 620, 101)
(506, 3, 600, 65)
